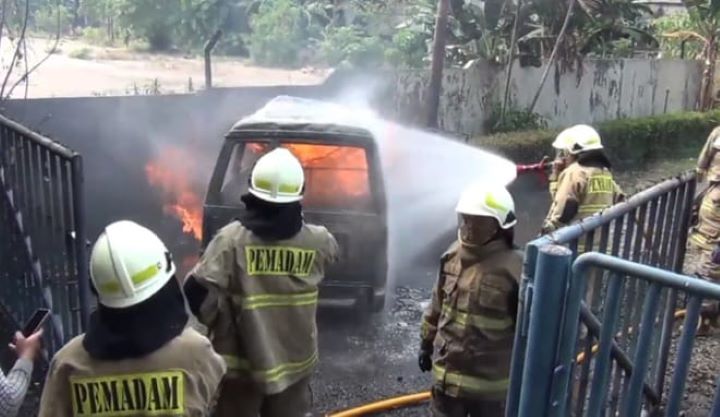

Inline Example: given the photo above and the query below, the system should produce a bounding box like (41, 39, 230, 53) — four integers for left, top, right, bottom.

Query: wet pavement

(313, 287, 433, 416)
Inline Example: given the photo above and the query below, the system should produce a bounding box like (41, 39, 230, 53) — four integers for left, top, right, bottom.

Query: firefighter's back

(38, 327, 225, 417)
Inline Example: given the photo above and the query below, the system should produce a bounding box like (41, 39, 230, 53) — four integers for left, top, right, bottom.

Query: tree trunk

(426, 0, 450, 129)
(73, 0, 81, 29)
(700, 37, 717, 111)
(528, 0, 576, 114)
(501, 0, 523, 122)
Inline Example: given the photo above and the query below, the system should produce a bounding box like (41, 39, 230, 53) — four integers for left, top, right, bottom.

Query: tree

(661, 0, 720, 110)
(1, 0, 63, 100)
(518, 0, 657, 69)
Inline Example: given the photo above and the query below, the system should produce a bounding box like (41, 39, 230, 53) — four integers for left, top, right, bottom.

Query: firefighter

(419, 183, 522, 417)
(37, 220, 226, 417)
(542, 124, 624, 234)
(689, 126, 720, 333)
(690, 126, 720, 257)
(695, 242, 720, 334)
(183, 147, 339, 417)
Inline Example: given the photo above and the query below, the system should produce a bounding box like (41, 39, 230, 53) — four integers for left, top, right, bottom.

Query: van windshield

(220, 141, 375, 212)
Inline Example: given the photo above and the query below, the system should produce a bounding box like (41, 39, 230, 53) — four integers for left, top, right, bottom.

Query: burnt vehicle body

(202, 97, 388, 311)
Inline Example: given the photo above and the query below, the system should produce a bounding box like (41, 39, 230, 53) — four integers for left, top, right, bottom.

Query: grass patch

(68, 47, 93, 60)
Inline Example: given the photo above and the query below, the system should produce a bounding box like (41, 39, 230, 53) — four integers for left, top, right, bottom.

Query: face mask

(458, 215, 499, 247)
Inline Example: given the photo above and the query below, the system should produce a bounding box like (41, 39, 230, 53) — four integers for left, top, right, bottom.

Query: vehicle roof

(227, 96, 377, 139)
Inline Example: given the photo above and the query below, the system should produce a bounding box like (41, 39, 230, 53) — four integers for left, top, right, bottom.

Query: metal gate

(0, 113, 90, 354)
(506, 170, 715, 417)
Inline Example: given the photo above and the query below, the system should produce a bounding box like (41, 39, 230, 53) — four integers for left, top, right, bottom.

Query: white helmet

(249, 148, 305, 203)
(90, 221, 176, 309)
(553, 124, 603, 154)
(713, 134, 720, 150)
(456, 183, 517, 229)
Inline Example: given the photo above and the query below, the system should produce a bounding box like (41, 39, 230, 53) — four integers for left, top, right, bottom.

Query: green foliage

(69, 47, 93, 59)
(116, 0, 178, 51)
(319, 25, 385, 67)
(475, 111, 720, 166)
(486, 104, 547, 134)
(82, 26, 112, 46)
(654, 11, 705, 58)
(34, 3, 73, 35)
(385, 25, 430, 68)
(18, 0, 664, 68)
(248, 0, 310, 67)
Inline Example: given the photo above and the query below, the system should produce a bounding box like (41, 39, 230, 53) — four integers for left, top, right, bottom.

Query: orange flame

(145, 146, 203, 241)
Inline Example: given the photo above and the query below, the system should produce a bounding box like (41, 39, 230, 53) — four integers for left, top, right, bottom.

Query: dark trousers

(215, 377, 311, 417)
(430, 389, 505, 417)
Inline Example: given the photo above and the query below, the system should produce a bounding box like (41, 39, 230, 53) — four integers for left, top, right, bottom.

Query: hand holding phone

(22, 308, 50, 337)
(9, 309, 49, 361)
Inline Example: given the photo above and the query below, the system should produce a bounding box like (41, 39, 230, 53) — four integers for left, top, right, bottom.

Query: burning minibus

(202, 97, 388, 312)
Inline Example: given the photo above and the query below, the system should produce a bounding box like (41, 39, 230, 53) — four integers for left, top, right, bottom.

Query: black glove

(418, 350, 432, 372)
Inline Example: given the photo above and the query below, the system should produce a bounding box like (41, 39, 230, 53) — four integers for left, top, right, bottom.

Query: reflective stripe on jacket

(542, 162, 623, 234)
(37, 328, 226, 417)
(690, 184, 720, 251)
(191, 221, 338, 395)
(420, 239, 522, 400)
(698, 127, 720, 183)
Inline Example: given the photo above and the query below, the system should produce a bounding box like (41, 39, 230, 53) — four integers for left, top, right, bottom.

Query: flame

(145, 146, 203, 241)
(246, 142, 372, 210)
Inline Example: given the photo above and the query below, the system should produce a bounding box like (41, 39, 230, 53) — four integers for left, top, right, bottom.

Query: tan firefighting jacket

(543, 162, 623, 233)
(697, 127, 720, 183)
(37, 327, 226, 417)
(690, 184, 720, 251)
(420, 239, 522, 401)
(191, 221, 338, 395)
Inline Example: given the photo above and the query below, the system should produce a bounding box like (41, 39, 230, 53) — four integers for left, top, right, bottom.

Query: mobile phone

(22, 308, 50, 337)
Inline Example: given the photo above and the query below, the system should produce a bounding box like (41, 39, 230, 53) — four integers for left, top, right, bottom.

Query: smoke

(373, 124, 517, 290)
(261, 94, 518, 292)
(8, 81, 548, 292)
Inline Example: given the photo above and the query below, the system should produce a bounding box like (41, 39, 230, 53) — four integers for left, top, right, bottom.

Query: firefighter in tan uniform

(419, 183, 522, 417)
(542, 124, 624, 235)
(689, 126, 720, 333)
(183, 148, 339, 417)
(37, 220, 226, 417)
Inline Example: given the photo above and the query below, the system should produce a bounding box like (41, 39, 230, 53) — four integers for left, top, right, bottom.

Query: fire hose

(326, 308, 706, 416)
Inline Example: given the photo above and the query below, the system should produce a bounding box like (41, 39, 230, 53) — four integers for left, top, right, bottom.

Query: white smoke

(253, 95, 517, 291)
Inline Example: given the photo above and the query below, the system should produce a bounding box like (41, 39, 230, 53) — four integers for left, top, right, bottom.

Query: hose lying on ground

(326, 392, 431, 417)
(576, 309, 688, 365)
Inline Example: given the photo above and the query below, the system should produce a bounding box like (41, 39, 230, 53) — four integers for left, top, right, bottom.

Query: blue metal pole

(586, 271, 624, 417)
(506, 244, 539, 417)
(547, 246, 587, 417)
(622, 283, 662, 417)
(517, 244, 572, 417)
(665, 296, 702, 417)
(574, 253, 720, 300)
(710, 374, 720, 417)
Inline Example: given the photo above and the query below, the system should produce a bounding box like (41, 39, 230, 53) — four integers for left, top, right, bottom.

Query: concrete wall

(371, 58, 703, 135)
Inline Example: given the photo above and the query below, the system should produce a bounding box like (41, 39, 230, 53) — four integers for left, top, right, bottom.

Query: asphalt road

(312, 286, 433, 416)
